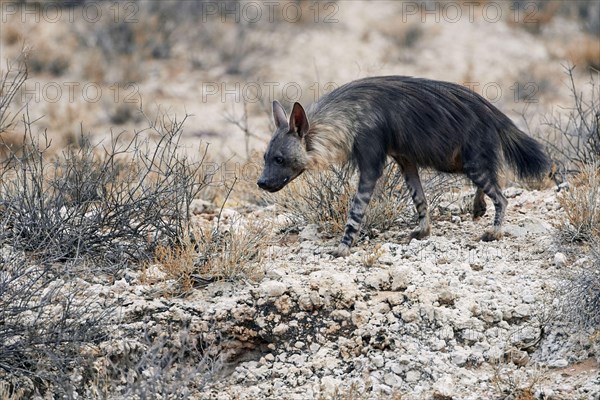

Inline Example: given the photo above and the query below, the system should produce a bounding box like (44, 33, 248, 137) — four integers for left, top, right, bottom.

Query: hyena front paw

(480, 229, 503, 242)
(472, 205, 487, 220)
(330, 244, 351, 258)
(408, 226, 431, 242)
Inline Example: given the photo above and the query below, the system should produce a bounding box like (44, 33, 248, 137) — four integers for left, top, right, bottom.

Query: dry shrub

(376, 10, 424, 64)
(277, 162, 450, 239)
(511, 66, 553, 104)
(0, 251, 115, 398)
(72, 2, 177, 61)
(560, 242, 600, 365)
(560, 0, 600, 36)
(0, 111, 212, 268)
(70, 1, 273, 77)
(558, 162, 600, 242)
(0, 55, 27, 136)
(89, 326, 223, 399)
(555, 167, 599, 363)
(543, 66, 599, 177)
(568, 247, 600, 326)
(549, 66, 600, 364)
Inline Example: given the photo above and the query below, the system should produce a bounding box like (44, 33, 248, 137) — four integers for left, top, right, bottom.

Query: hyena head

(257, 100, 310, 192)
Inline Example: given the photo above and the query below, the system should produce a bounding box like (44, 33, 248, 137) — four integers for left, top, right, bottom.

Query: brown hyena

(257, 76, 549, 257)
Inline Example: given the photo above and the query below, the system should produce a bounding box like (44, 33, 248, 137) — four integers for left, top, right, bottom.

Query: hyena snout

(256, 174, 289, 192)
(256, 177, 278, 192)
(256, 177, 268, 190)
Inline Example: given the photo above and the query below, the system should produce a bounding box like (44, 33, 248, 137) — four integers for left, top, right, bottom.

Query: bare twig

(225, 101, 264, 159)
(541, 65, 599, 174)
(0, 52, 28, 135)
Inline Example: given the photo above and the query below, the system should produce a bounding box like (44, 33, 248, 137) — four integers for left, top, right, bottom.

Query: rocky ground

(2, 2, 599, 399)
(93, 185, 599, 400)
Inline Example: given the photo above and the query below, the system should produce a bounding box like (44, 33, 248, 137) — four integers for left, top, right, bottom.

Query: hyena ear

(289, 102, 309, 138)
(272, 100, 288, 129)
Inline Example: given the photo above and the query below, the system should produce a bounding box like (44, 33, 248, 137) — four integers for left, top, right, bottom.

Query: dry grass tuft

(277, 162, 451, 241)
(280, 165, 356, 236)
(558, 162, 600, 242)
(195, 217, 271, 282)
(516, 388, 536, 400)
(155, 217, 271, 295)
(277, 163, 409, 237)
(154, 236, 198, 295)
(492, 361, 546, 400)
(362, 243, 384, 268)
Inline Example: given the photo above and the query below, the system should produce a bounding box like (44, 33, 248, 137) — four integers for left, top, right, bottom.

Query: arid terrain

(0, 1, 599, 399)
(110, 184, 599, 399)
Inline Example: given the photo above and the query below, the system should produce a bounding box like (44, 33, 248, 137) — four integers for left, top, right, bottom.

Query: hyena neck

(305, 119, 353, 170)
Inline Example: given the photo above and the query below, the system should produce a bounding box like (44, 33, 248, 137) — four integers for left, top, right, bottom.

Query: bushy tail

(499, 126, 550, 180)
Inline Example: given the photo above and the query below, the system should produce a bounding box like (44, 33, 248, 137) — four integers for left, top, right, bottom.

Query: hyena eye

(274, 156, 284, 165)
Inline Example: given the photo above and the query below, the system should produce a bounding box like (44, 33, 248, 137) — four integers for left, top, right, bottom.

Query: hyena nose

(257, 178, 268, 190)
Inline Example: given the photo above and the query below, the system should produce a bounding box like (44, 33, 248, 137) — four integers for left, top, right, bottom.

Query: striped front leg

(331, 170, 380, 257)
(402, 163, 431, 241)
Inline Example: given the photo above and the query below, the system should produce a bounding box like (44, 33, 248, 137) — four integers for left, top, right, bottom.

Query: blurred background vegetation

(1, 0, 598, 161)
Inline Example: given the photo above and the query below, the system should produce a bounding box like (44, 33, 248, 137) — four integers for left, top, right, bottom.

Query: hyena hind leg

(472, 187, 487, 219)
(465, 169, 507, 241)
(401, 163, 431, 242)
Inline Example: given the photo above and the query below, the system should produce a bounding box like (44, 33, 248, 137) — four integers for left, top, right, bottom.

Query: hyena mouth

(258, 176, 290, 193)
(282, 170, 307, 189)
(269, 177, 291, 192)
(262, 172, 304, 193)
